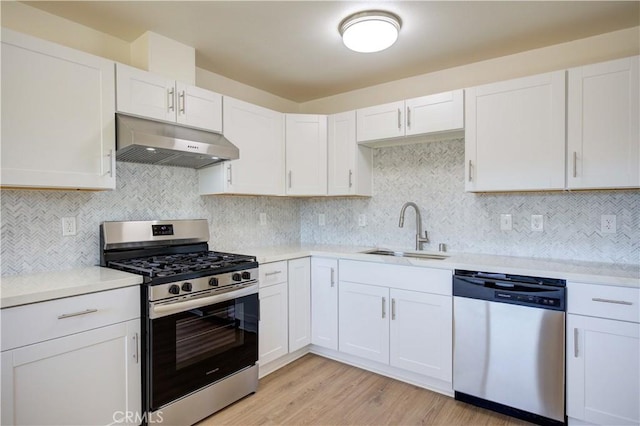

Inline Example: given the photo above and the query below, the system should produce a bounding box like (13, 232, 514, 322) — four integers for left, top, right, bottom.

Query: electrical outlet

(358, 214, 367, 227)
(259, 213, 267, 226)
(601, 214, 617, 234)
(500, 214, 512, 231)
(531, 215, 544, 232)
(61, 216, 77, 236)
(318, 213, 326, 226)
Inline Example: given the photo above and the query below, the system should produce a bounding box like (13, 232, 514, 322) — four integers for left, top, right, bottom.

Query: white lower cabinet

(338, 260, 453, 383)
(0, 286, 141, 426)
(389, 289, 452, 380)
(258, 258, 311, 370)
(339, 281, 390, 364)
(288, 257, 311, 352)
(258, 262, 289, 365)
(1, 320, 141, 426)
(311, 258, 339, 350)
(566, 282, 640, 426)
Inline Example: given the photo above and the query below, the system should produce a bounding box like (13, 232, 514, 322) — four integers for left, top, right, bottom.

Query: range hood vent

(116, 114, 239, 169)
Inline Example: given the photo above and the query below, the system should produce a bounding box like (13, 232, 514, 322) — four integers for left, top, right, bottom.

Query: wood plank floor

(198, 354, 530, 425)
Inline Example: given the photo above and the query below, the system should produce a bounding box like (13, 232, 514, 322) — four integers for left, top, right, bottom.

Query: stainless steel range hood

(116, 113, 239, 169)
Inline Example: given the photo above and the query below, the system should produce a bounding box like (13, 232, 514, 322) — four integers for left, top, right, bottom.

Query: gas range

(99, 219, 260, 425)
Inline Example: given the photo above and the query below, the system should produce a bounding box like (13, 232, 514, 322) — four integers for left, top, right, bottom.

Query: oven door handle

(150, 284, 258, 319)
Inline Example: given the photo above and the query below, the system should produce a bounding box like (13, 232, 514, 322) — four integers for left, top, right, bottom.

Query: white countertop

(2, 246, 637, 308)
(1, 267, 143, 309)
(246, 244, 640, 288)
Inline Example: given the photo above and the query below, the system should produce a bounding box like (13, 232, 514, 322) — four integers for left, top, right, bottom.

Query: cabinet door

(405, 90, 464, 136)
(1, 29, 116, 190)
(1, 319, 141, 426)
(567, 314, 640, 425)
(200, 97, 284, 195)
(465, 71, 566, 191)
(116, 63, 176, 123)
(328, 111, 357, 195)
(258, 283, 288, 365)
(567, 56, 639, 189)
(338, 281, 389, 364)
(311, 258, 339, 350)
(356, 101, 405, 142)
(389, 289, 452, 381)
(288, 258, 312, 352)
(285, 114, 328, 196)
(175, 82, 222, 132)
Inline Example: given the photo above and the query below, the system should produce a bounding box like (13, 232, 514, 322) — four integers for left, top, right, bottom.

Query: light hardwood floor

(199, 354, 530, 425)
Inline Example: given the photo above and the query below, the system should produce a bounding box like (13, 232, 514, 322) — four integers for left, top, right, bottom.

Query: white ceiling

(22, 1, 640, 102)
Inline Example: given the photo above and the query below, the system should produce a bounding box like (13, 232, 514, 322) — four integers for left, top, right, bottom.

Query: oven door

(148, 287, 258, 411)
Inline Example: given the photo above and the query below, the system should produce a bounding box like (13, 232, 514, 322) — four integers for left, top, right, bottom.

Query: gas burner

(108, 250, 256, 280)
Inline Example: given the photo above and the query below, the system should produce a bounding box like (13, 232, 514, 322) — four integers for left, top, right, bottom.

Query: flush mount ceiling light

(339, 10, 402, 53)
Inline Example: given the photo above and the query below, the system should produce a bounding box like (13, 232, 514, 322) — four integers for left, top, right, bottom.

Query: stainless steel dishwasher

(453, 270, 566, 426)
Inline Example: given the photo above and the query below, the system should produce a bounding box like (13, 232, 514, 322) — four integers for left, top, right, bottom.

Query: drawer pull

(574, 328, 579, 358)
(264, 270, 283, 277)
(592, 297, 633, 306)
(57, 308, 98, 320)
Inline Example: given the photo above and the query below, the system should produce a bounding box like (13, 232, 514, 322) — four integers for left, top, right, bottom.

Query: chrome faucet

(399, 202, 429, 251)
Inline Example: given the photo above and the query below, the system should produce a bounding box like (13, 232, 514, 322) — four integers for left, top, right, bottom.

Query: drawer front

(259, 261, 288, 288)
(1, 286, 140, 351)
(339, 260, 452, 296)
(568, 282, 639, 323)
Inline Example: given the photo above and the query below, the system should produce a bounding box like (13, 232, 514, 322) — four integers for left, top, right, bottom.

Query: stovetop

(108, 251, 257, 280)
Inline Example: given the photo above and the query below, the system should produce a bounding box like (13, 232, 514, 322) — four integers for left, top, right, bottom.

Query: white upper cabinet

(357, 100, 405, 142)
(405, 90, 464, 136)
(356, 90, 464, 145)
(199, 97, 285, 195)
(465, 71, 566, 192)
(285, 114, 328, 196)
(1, 29, 116, 190)
(116, 63, 222, 132)
(567, 56, 639, 189)
(328, 111, 373, 196)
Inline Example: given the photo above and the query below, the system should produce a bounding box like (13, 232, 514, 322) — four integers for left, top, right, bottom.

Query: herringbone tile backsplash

(1, 139, 638, 276)
(300, 139, 639, 265)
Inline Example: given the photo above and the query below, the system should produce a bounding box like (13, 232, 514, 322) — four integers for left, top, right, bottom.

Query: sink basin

(361, 249, 448, 260)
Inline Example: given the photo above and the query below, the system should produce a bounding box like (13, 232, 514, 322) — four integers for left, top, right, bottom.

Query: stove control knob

(208, 277, 219, 287)
(182, 282, 192, 292)
(242, 271, 251, 280)
(232, 273, 242, 282)
(168, 285, 180, 295)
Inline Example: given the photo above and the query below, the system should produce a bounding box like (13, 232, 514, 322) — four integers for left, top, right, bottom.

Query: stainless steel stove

(100, 219, 259, 426)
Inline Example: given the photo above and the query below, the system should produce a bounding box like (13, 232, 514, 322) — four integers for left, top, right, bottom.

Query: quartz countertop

(1, 267, 143, 309)
(2, 246, 637, 309)
(245, 244, 640, 288)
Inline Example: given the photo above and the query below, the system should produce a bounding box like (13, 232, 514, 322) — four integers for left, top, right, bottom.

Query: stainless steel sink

(361, 249, 448, 260)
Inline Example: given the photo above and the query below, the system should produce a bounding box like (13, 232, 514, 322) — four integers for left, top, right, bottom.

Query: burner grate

(108, 251, 255, 278)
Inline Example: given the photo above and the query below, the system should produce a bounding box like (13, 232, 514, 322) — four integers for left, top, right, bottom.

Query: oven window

(175, 303, 245, 370)
(150, 293, 258, 410)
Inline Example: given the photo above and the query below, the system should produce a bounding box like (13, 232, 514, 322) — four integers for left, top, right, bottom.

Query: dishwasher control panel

(495, 291, 561, 307)
(453, 270, 566, 312)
